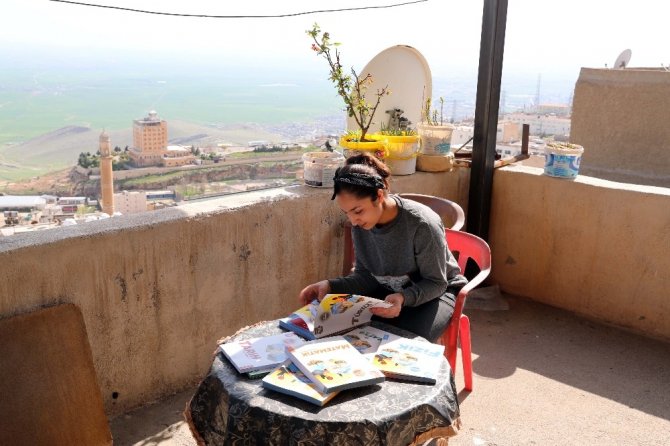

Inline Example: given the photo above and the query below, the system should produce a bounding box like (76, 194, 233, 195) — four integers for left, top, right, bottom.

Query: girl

(299, 153, 467, 341)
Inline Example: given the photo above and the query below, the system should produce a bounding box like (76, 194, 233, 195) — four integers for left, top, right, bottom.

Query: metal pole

(467, 0, 508, 240)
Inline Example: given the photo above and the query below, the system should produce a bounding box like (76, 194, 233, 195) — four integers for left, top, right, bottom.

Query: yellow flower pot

(381, 134, 420, 175)
(339, 134, 387, 160)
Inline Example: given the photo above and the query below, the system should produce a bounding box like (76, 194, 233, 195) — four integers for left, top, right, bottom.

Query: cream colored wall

(2, 166, 667, 417)
(571, 68, 670, 187)
(489, 165, 670, 341)
(0, 171, 465, 417)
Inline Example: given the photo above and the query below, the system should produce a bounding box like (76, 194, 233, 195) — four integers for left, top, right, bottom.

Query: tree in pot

(307, 23, 389, 155)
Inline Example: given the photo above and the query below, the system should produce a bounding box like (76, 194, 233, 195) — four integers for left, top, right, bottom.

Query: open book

(279, 294, 392, 340)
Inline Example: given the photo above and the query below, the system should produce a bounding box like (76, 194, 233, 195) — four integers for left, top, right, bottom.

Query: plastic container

(302, 151, 345, 188)
(543, 143, 584, 179)
(339, 135, 386, 160)
(382, 135, 420, 175)
(417, 123, 455, 154)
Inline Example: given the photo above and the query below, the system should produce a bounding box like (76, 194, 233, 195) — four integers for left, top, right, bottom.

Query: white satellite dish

(346, 45, 432, 133)
(613, 49, 632, 69)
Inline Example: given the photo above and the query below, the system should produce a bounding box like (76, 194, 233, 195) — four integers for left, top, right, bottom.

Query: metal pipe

(467, 0, 508, 240)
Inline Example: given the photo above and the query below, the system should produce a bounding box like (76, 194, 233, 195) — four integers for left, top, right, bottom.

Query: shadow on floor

(110, 388, 197, 446)
(468, 294, 670, 421)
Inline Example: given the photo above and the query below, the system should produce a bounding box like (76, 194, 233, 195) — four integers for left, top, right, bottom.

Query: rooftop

(110, 294, 670, 445)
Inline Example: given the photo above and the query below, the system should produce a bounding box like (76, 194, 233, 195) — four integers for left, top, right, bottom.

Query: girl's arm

(401, 221, 450, 307)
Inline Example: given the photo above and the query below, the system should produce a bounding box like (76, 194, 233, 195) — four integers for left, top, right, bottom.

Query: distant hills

(0, 121, 286, 183)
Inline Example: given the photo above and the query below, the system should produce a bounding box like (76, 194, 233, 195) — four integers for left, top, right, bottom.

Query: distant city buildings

(128, 111, 195, 167)
(506, 112, 571, 138)
(113, 190, 147, 214)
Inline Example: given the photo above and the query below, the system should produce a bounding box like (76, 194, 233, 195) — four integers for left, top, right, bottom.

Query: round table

(186, 320, 460, 445)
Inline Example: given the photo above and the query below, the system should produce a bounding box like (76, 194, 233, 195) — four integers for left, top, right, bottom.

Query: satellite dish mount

(613, 49, 632, 69)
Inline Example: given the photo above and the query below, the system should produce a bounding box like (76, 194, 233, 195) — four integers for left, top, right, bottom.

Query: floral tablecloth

(186, 320, 460, 446)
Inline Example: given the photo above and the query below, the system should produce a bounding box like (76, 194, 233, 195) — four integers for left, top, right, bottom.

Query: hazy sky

(2, 0, 669, 79)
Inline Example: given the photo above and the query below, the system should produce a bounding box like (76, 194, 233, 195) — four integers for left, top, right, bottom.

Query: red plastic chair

(441, 228, 492, 391)
(398, 193, 465, 231)
(342, 194, 465, 275)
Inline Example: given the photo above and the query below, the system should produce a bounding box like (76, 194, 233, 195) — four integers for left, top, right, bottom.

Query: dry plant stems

(421, 89, 446, 126)
(308, 23, 389, 142)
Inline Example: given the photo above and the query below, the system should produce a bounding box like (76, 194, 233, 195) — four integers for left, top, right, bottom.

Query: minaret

(99, 130, 115, 215)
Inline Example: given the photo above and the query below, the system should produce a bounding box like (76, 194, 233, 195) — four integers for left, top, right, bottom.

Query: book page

(312, 294, 392, 338)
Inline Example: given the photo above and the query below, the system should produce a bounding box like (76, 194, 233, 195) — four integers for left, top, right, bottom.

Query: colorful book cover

(312, 294, 392, 338)
(279, 294, 392, 340)
(287, 336, 385, 394)
(342, 325, 393, 358)
(372, 334, 445, 384)
(278, 302, 316, 340)
(219, 331, 306, 374)
(261, 360, 339, 406)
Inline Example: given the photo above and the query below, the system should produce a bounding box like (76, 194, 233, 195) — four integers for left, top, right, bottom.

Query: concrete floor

(110, 295, 670, 445)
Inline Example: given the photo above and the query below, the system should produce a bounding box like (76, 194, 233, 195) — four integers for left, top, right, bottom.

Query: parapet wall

(0, 170, 466, 416)
(489, 165, 670, 341)
(1, 165, 668, 418)
(571, 67, 670, 187)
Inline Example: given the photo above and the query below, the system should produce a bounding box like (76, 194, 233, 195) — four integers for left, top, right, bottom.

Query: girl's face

(335, 190, 384, 230)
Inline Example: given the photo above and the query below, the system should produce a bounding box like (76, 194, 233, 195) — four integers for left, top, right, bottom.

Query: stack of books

(262, 336, 385, 406)
(220, 297, 446, 406)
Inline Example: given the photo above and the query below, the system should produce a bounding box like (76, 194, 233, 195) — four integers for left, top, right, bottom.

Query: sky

(2, 0, 669, 79)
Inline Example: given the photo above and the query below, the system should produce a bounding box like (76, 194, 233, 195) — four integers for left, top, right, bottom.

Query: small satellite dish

(613, 49, 632, 69)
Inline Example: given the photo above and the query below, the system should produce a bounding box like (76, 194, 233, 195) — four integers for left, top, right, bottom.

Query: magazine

(341, 325, 393, 358)
(372, 334, 445, 384)
(219, 331, 306, 374)
(287, 336, 385, 394)
(279, 294, 393, 340)
(261, 360, 340, 406)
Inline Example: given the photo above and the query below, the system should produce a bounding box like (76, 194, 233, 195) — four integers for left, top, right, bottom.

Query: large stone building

(128, 111, 195, 168)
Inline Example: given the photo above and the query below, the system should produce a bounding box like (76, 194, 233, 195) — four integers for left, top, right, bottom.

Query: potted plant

(307, 24, 389, 158)
(377, 108, 420, 175)
(417, 95, 455, 155)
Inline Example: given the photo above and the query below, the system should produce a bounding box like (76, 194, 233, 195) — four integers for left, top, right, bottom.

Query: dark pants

(367, 285, 456, 342)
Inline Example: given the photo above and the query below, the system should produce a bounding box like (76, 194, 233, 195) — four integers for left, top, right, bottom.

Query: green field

(0, 66, 342, 182)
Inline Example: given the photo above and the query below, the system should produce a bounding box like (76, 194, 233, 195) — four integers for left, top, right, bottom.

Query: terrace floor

(110, 294, 670, 445)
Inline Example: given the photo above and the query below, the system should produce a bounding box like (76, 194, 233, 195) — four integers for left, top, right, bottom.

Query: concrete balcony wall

(0, 170, 466, 417)
(489, 165, 670, 341)
(571, 67, 670, 187)
(2, 164, 666, 417)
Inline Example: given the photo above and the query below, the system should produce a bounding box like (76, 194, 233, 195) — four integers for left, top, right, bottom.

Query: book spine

(287, 351, 329, 394)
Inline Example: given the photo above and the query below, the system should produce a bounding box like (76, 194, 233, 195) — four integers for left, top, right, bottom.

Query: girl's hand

(370, 293, 404, 318)
(298, 280, 331, 306)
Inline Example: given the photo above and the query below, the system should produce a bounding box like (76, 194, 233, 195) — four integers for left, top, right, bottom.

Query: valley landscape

(0, 48, 577, 191)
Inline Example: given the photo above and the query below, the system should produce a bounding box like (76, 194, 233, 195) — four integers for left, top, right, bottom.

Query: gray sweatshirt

(329, 195, 467, 307)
